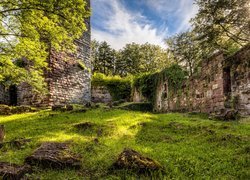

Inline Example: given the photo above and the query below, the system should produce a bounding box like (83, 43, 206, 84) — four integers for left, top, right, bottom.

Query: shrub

(132, 64, 187, 103)
(92, 73, 132, 101)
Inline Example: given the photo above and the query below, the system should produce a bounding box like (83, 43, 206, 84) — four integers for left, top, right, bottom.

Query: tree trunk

(0, 125, 5, 143)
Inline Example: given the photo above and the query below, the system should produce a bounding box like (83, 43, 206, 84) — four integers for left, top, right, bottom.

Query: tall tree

(191, 0, 250, 54)
(166, 31, 201, 76)
(139, 43, 170, 73)
(118, 43, 142, 75)
(0, 0, 90, 91)
(92, 41, 116, 75)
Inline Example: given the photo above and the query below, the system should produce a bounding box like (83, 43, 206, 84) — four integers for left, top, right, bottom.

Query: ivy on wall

(133, 64, 187, 104)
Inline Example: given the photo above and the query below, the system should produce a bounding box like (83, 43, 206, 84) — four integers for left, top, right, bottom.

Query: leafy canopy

(0, 0, 90, 91)
(191, 0, 250, 53)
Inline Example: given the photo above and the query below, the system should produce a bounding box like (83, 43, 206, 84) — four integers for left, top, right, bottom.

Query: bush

(132, 64, 187, 103)
(92, 73, 132, 101)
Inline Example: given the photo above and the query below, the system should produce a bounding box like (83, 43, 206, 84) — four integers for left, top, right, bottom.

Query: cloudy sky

(91, 0, 198, 50)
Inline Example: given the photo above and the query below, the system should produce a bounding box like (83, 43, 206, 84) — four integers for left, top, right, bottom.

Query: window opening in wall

(223, 67, 231, 96)
(9, 85, 17, 106)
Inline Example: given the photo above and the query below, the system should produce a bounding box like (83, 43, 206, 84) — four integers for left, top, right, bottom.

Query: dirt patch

(74, 122, 114, 137)
(25, 142, 81, 169)
(0, 138, 31, 149)
(74, 122, 95, 130)
(0, 162, 32, 180)
(112, 148, 163, 174)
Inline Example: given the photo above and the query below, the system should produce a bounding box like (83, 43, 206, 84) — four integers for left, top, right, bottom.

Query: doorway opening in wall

(9, 85, 17, 106)
(223, 67, 231, 106)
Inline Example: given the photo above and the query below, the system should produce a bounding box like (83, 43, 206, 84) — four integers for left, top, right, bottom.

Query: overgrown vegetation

(133, 64, 187, 103)
(91, 41, 171, 76)
(92, 73, 132, 101)
(0, 108, 249, 179)
(0, 0, 90, 91)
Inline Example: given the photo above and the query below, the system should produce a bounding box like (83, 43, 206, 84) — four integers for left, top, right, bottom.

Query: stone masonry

(0, 1, 91, 107)
(91, 86, 112, 103)
(133, 45, 250, 116)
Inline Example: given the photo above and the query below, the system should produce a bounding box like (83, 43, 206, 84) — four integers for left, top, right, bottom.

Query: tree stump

(0, 125, 5, 143)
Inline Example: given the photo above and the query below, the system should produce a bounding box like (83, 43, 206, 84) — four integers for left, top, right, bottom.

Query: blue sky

(91, 0, 198, 50)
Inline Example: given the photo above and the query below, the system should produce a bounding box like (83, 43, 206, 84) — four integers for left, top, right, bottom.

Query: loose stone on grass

(0, 162, 32, 180)
(25, 142, 81, 169)
(112, 148, 163, 174)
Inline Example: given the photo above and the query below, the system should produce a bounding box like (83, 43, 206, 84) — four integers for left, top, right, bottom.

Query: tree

(92, 41, 116, 76)
(118, 43, 142, 75)
(118, 43, 170, 76)
(191, 0, 250, 54)
(0, 0, 90, 91)
(139, 43, 170, 73)
(166, 31, 201, 76)
(91, 41, 170, 76)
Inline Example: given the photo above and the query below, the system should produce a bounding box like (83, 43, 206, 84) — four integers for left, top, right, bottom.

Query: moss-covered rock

(112, 148, 163, 174)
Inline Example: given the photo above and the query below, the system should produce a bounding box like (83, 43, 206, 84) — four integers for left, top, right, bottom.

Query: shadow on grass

(133, 114, 250, 179)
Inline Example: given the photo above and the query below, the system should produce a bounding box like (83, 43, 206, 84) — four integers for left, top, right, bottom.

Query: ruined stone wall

(154, 52, 225, 113)
(91, 86, 112, 103)
(17, 7, 91, 106)
(0, 85, 9, 105)
(132, 87, 147, 103)
(153, 46, 250, 115)
(226, 45, 250, 115)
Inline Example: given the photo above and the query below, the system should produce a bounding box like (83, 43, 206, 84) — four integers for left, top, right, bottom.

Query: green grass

(0, 108, 249, 179)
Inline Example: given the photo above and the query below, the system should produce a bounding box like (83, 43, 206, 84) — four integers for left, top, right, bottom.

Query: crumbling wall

(132, 87, 147, 103)
(154, 52, 225, 113)
(0, 85, 9, 105)
(227, 45, 250, 116)
(91, 86, 112, 103)
(17, 12, 91, 106)
(153, 46, 250, 115)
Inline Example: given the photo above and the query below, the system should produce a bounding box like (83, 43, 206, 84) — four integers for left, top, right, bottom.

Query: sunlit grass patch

(0, 108, 249, 179)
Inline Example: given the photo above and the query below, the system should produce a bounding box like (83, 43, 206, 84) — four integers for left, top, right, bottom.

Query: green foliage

(133, 64, 187, 103)
(0, 109, 249, 179)
(91, 41, 171, 77)
(92, 41, 117, 76)
(191, 0, 249, 53)
(166, 30, 202, 76)
(92, 73, 132, 101)
(0, 0, 90, 91)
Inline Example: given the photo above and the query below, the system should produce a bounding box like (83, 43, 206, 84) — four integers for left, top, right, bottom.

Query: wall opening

(223, 67, 231, 96)
(9, 85, 17, 106)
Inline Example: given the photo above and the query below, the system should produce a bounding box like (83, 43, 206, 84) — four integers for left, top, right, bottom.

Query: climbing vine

(133, 64, 187, 103)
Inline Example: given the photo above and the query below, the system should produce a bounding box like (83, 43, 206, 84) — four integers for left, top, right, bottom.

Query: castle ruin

(0, 1, 91, 107)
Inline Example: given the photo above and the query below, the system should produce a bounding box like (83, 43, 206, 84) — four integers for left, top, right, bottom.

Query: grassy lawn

(0, 107, 249, 179)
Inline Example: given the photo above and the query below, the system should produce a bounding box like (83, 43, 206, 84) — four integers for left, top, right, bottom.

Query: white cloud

(144, 0, 198, 34)
(91, 0, 168, 50)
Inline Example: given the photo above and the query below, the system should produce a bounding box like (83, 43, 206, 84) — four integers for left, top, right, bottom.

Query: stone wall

(226, 45, 250, 115)
(17, 2, 91, 107)
(134, 45, 250, 116)
(132, 87, 147, 103)
(91, 86, 112, 103)
(0, 85, 9, 105)
(154, 52, 226, 113)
